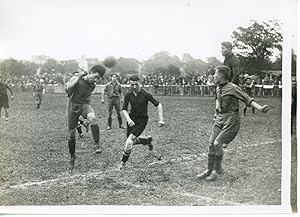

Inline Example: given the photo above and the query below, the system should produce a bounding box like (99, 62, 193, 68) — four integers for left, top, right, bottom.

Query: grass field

(0, 92, 282, 206)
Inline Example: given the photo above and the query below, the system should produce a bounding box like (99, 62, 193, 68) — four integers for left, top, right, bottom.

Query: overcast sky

(0, 0, 296, 62)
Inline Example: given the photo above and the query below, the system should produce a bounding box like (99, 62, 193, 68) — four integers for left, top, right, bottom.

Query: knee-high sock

(121, 150, 131, 163)
(77, 126, 83, 135)
(117, 115, 122, 126)
(108, 116, 112, 127)
(208, 154, 215, 171)
(68, 137, 76, 157)
(91, 124, 100, 144)
(214, 155, 223, 172)
(135, 137, 150, 145)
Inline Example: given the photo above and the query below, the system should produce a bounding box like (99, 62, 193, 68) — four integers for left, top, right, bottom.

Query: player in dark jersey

(197, 66, 269, 181)
(221, 42, 241, 85)
(33, 78, 44, 109)
(243, 77, 255, 115)
(0, 76, 14, 122)
(65, 65, 106, 170)
(118, 75, 165, 170)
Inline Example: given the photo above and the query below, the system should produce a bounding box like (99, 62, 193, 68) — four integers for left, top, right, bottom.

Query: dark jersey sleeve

(122, 92, 130, 110)
(147, 92, 159, 107)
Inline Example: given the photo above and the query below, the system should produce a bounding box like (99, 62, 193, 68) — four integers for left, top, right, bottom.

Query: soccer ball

(103, 56, 116, 68)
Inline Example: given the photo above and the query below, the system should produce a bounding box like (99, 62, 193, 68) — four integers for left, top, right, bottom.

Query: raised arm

(65, 70, 85, 92)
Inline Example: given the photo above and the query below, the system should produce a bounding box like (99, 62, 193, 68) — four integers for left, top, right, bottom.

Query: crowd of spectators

(4, 70, 281, 97)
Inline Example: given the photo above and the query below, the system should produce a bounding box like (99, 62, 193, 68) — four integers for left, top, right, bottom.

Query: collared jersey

(122, 89, 159, 119)
(67, 77, 96, 104)
(224, 53, 241, 85)
(105, 82, 122, 98)
(216, 82, 254, 113)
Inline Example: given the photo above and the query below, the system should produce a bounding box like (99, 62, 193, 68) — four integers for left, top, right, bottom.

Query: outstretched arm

(157, 103, 164, 126)
(250, 101, 269, 113)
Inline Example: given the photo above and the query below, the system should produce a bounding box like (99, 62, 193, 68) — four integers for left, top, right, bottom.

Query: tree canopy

(232, 20, 283, 73)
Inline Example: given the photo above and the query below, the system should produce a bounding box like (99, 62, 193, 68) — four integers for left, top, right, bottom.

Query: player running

(0, 76, 14, 122)
(65, 65, 106, 170)
(197, 66, 269, 181)
(33, 78, 44, 109)
(118, 75, 165, 170)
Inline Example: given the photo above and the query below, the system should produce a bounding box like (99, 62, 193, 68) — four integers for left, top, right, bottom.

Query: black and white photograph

(0, 0, 297, 215)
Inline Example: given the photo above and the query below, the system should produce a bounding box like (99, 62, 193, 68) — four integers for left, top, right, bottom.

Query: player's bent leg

(4, 108, 9, 121)
(197, 143, 215, 179)
(204, 141, 223, 181)
(134, 136, 153, 150)
(115, 100, 124, 128)
(68, 129, 76, 170)
(213, 141, 224, 174)
(107, 99, 113, 129)
(87, 112, 102, 154)
(118, 134, 135, 170)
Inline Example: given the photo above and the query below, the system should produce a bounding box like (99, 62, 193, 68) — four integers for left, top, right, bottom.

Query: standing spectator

(0, 76, 14, 121)
(101, 73, 125, 130)
(243, 76, 255, 115)
(221, 42, 241, 85)
(33, 78, 44, 109)
(262, 74, 270, 96)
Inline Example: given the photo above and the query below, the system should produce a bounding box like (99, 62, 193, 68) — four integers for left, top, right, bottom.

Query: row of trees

(1, 20, 290, 80)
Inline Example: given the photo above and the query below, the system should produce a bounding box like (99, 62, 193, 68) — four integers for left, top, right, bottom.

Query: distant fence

(13, 84, 282, 97)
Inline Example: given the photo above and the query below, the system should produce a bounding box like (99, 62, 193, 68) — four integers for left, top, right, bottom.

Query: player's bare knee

(125, 138, 134, 153)
(87, 113, 97, 125)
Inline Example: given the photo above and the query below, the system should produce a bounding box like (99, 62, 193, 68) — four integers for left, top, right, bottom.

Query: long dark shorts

(0, 94, 9, 108)
(126, 117, 148, 138)
(67, 101, 94, 130)
(209, 112, 240, 145)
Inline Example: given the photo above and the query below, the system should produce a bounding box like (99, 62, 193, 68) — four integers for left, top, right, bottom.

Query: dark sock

(208, 154, 215, 171)
(91, 124, 100, 144)
(121, 150, 131, 163)
(135, 137, 150, 145)
(118, 115, 122, 126)
(108, 116, 112, 127)
(252, 108, 255, 114)
(77, 126, 83, 135)
(215, 155, 223, 172)
(68, 137, 76, 158)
